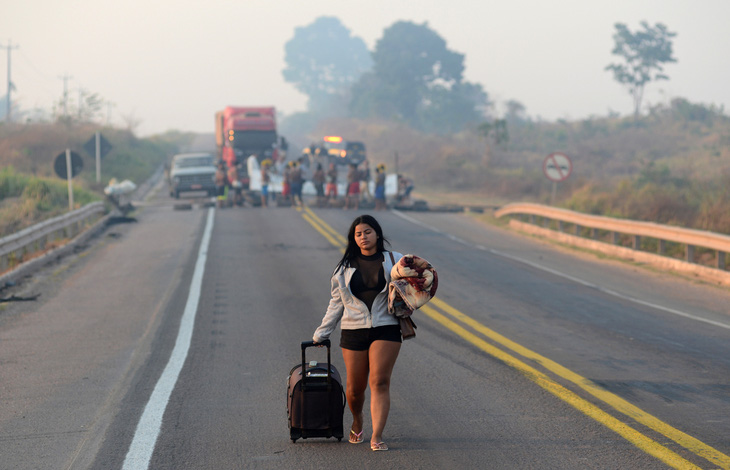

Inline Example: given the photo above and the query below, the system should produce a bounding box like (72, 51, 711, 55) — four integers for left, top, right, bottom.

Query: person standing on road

(312, 163, 326, 207)
(260, 160, 271, 207)
(325, 162, 338, 206)
(282, 162, 292, 204)
(374, 164, 386, 211)
(360, 160, 372, 203)
(227, 164, 243, 207)
(215, 162, 227, 207)
(345, 163, 361, 210)
(290, 161, 304, 207)
(313, 215, 403, 452)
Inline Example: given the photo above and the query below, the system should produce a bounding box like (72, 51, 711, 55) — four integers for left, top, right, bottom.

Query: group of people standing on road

(311, 159, 388, 210)
(214, 155, 397, 210)
(276, 158, 388, 210)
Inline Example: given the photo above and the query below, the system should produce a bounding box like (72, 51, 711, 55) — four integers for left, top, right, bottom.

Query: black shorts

(340, 325, 402, 351)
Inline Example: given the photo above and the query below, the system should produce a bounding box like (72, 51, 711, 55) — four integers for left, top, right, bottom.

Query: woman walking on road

(313, 215, 403, 451)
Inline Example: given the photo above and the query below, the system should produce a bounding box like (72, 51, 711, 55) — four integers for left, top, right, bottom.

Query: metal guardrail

(0, 201, 106, 273)
(495, 202, 730, 270)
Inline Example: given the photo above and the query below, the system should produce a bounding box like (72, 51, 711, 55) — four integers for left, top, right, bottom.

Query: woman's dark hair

(334, 214, 390, 273)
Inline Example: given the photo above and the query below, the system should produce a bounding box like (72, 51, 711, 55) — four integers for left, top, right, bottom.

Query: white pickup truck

(168, 152, 217, 199)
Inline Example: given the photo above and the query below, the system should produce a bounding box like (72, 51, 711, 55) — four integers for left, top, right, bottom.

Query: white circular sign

(543, 153, 572, 182)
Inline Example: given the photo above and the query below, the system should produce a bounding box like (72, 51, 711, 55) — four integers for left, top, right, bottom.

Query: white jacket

(313, 251, 403, 343)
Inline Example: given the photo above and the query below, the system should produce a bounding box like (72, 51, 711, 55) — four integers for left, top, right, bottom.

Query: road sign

(543, 152, 572, 182)
(54, 151, 83, 179)
(83, 133, 112, 158)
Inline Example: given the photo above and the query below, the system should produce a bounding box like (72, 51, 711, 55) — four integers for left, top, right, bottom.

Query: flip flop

(370, 441, 388, 451)
(349, 429, 364, 444)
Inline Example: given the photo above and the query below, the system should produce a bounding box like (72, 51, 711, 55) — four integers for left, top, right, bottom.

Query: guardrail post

(658, 239, 666, 255)
(633, 235, 641, 250)
(558, 221, 564, 232)
(543, 217, 549, 228)
(612, 232, 619, 245)
(575, 224, 581, 236)
(591, 228, 598, 239)
(686, 244, 695, 263)
(718, 251, 726, 270)
(530, 214, 536, 224)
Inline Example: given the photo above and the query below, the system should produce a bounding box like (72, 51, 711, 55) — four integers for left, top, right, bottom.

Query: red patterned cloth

(387, 254, 438, 319)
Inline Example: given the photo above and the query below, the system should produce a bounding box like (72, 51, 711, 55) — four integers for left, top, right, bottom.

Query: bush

(0, 164, 101, 237)
(0, 166, 28, 198)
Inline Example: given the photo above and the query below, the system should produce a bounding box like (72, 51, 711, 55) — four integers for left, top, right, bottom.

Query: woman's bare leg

(368, 340, 401, 445)
(342, 348, 369, 434)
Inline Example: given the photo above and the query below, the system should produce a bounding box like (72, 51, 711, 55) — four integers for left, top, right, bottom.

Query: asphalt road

(1, 187, 729, 469)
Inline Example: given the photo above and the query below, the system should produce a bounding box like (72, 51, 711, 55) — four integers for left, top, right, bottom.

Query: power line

(1, 39, 20, 122)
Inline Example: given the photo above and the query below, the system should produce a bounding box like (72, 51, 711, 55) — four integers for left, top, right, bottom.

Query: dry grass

(302, 101, 730, 235)
(0, 122, 186, 237)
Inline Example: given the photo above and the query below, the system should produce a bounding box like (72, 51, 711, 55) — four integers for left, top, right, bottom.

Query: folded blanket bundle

(388, 254, 438, 339)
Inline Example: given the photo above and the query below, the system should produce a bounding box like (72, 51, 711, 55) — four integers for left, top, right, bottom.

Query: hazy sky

(3, 0, 729, 136)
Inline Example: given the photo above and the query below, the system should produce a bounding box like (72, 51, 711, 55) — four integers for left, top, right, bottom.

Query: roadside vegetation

(0, 122, 193, 237)
(303, 97, 730, 235)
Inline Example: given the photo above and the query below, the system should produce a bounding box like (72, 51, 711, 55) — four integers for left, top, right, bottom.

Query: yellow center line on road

(300, 208, 728, 469)
(420, 304, 701, 470)
(428, 297, 730, 470)
(302, 212, 345, 251)
(303, 206, 347, 246)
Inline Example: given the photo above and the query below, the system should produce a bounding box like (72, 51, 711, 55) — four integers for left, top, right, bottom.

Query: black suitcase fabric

(287, 340, 346, 442)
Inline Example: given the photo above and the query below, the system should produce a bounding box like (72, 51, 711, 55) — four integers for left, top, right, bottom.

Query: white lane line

(488, 248, 730, 330)
(393, 210, 730, 330)
(122, 208, 215, 470)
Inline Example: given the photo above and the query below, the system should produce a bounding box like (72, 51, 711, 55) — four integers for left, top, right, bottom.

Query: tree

(349, 21, 486, 133)
(282, 16, 372, 113)
(418, 82, 489, 134)
(477, 118, 508, 168)
(53, 88, 105, 125)
(605, 21, 677, 118)
(504, 100, 527, 125)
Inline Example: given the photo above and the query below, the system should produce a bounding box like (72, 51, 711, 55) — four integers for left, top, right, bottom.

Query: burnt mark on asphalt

(107, 216, 138, 225)
(0, 293, 40, 303)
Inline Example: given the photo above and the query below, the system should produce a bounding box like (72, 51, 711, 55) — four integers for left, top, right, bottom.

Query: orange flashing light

(324, 135, 343, 143)
(340, 150, 347, 158)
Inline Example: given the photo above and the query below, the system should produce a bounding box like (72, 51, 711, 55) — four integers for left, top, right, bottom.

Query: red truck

(215, 106, 282, 187)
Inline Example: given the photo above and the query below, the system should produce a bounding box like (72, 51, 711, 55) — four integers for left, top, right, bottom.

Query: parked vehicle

(168, 152, 217, 199)
(302, 135, 367, 165)
(344, 141, 366, 166)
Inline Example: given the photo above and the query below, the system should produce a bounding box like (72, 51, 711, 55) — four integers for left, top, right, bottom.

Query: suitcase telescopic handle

(301, 339, 330, 349)
(300, 340, 332, 384)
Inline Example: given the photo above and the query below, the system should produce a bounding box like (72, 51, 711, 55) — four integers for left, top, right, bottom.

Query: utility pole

(1, 39, 19, 122)
(59, 73, 72, 119)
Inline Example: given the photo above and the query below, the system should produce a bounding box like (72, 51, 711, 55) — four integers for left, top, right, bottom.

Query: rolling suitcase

(287, 339, 346, 442)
